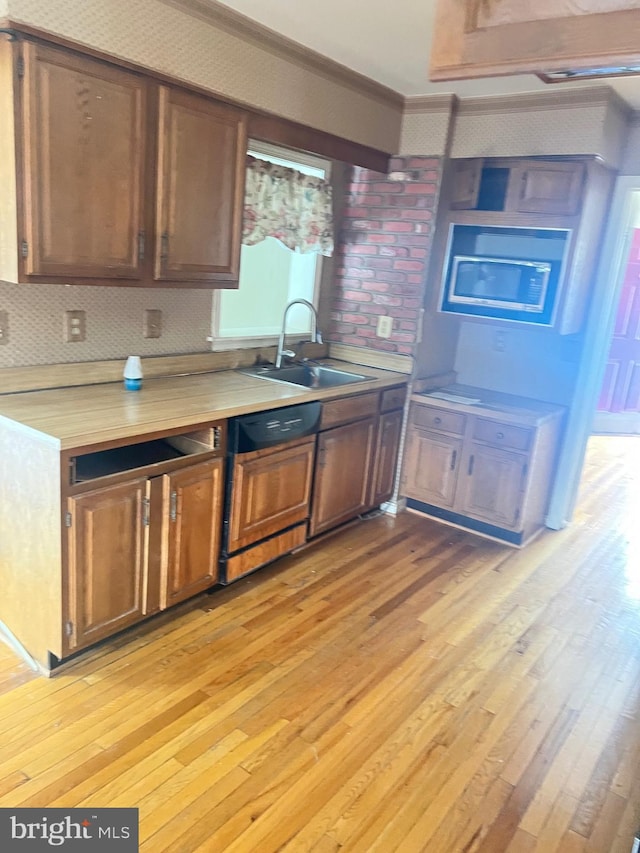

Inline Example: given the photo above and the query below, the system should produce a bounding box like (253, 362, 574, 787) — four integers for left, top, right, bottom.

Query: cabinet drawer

(473, 418, 532, 451)
(380, 385, 407, 413)
(320, 392, 379, 429)
(411, 405, 466, 436)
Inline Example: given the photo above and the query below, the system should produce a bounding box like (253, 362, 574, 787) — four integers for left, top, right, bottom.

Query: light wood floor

(0, 435, 639, 852)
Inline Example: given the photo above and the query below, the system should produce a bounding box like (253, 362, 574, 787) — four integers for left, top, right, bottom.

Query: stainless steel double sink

(241, 363, 372, 389)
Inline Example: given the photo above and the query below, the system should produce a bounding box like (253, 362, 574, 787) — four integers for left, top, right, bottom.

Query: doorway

(594, 201, 640, 434)
(546, 178, 640, 528)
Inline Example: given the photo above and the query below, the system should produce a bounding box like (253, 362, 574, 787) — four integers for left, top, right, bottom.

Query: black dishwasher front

(219, 401, 321, 584)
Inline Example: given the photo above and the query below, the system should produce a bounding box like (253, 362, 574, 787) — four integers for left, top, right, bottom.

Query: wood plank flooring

(0, 435, 639, 851)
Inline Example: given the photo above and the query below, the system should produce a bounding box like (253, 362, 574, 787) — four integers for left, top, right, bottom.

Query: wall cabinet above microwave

(0, 39, 247, 288)
(434, 157, 615, 335)
(450, 159, 587, 216)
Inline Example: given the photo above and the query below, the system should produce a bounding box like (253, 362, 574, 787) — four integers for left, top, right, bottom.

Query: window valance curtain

(242, 156, 334, 256)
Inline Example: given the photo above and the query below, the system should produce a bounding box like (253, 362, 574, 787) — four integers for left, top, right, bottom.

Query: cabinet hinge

(169, 490, 177, 523)
(64, 511, 72, 528)
(17, 55, 24, 78)
(64, 620, 73, 637)
(20, 240, 28, 258)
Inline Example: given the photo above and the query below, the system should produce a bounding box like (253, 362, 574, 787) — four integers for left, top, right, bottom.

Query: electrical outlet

(0, 310, 8, 345)
(144, 309, 162, 339)
(493, 330, 507, 352)
(377, 315, 393, 338)
(64, 310, 86, 343)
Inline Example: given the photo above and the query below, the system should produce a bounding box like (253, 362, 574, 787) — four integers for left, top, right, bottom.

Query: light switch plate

(144, 309, 162, 339)
(377, 315, 393, 338)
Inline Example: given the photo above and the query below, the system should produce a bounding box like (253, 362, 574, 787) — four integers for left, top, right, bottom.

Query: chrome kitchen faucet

(275, 299, 323, 368)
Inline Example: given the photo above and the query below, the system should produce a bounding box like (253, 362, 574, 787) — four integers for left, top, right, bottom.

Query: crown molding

(403, 94, 457, 115)
(456, 85, 632, 117)
(158, 0, 404, 110)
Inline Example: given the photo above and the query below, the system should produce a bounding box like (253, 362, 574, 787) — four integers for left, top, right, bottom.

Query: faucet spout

(275, 299, 321, 369)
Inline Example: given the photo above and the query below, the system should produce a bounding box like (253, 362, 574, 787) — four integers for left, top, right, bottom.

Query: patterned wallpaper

(399, 97, 454, 157)
(0, 0, 404, 370)
(0, 282, 213, 368)
(5, 0, 401, 153)
(451, 88, 629, 167)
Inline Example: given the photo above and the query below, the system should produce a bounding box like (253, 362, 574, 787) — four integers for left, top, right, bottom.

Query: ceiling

(215, 0, 640, 109)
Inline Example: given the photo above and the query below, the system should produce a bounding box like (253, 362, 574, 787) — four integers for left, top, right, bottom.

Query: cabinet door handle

(450, 449, 457, 471)
(137, 231, 145, 261)
(468, 454, 474, 476)
(142, 496, 150, 528)
(160, 232, 169, 262)
(170, 490, 178, 522)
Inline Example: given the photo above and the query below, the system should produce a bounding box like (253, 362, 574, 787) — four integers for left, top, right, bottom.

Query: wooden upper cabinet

(1, 39, 249, 287)
(507, 162, 586, 216)
(155, 86, 247, 284)
(430, 1, 640, 81)
(20, 42, 147, 281)
(450, 159, 482, 210)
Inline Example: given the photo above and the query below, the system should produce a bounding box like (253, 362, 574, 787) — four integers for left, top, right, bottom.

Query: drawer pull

(450, 449, 457, 471)
(434, 416, 442, 425)
(496, 431, 505, 440)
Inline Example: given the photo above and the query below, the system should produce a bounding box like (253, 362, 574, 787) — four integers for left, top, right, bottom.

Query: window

(211, 142, 331, 349)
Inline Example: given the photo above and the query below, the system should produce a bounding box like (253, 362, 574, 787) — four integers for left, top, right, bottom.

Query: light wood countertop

(410, 382, 565, 427)
(0, 360, 408, 452)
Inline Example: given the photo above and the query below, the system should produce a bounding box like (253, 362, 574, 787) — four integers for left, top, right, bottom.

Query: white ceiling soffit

(213, 0, 640, 109)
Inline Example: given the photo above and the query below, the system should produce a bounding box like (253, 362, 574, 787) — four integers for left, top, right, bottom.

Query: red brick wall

(329, 156, 442, 355)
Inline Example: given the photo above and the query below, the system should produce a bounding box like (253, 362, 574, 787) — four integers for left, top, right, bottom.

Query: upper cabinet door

(155, 86, 247, 284)
(20, 43, 147, 281)
(430, 1, 640, 81)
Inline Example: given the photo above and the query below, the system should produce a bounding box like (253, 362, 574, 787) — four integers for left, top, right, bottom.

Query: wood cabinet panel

(155, 86, 247, 283)
(430, 0, 640, 80)
(450, 159, 482, 210)
(472, 419, 532, 452)
(21, 42, 147, 280)
(457, 444, 527, 529)
(402, 397, 563, 544)
(66, 479, 148, 652)
(402, 427, 462, 509)
(227, 437, 315, 553)
(310, 417, 376, 537)
(370, 408, 403, 507)
(162, 458, 224, 608)
(507, 162, 586, 216)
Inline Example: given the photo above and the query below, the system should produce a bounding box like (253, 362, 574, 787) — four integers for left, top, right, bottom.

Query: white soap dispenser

(123, 355, 143, 390)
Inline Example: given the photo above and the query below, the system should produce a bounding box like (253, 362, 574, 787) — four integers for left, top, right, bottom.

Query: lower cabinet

(310, 415, 377, 537)
(161, 459, 224, 608)
(66, 478, 150, 651)
(64, 430, 225, 655)
(309, 385, 406, 538)
(369, 407, 404, 507)
(402, 394, 564, 545)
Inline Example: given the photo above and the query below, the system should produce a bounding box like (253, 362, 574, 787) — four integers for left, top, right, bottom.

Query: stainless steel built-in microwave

(439, 225, 571, 326)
